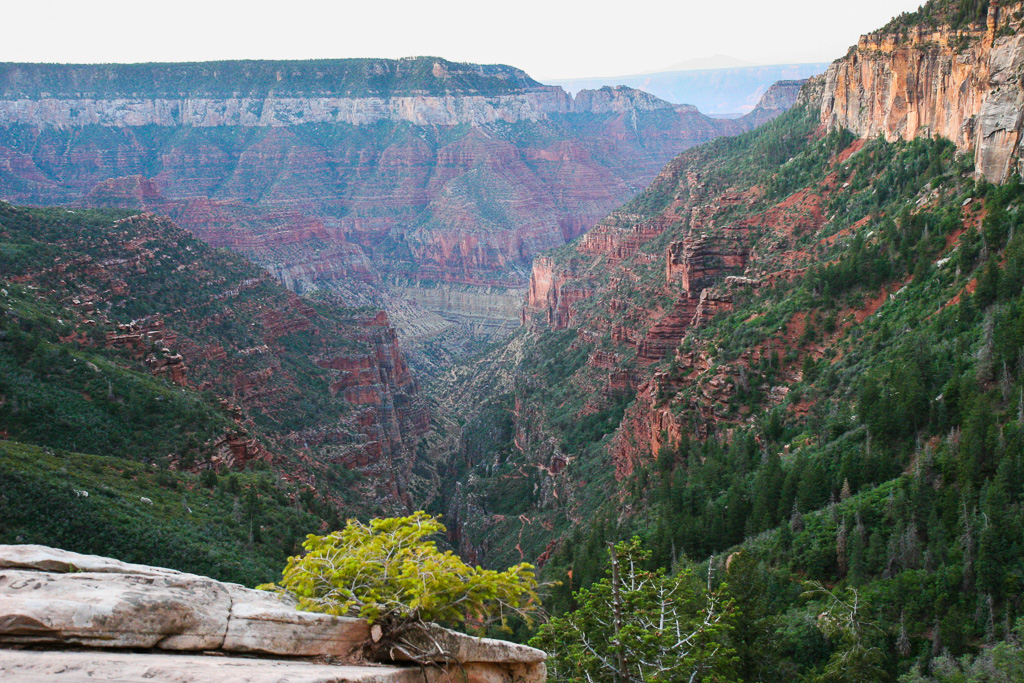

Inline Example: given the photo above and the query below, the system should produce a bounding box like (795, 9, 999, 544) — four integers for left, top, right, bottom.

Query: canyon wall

(0, 58, 800, 360)
(390, 281, 526, 329)
(819, 1, 1024, 182)
(0, 92, 574, 128)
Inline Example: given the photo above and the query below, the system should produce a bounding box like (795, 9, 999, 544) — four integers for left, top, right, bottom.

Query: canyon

(426, 1, 1024, 575)
(0, 204, 428, 510)
(6, 1, 1024, 677)
(0, 58, 802, 362)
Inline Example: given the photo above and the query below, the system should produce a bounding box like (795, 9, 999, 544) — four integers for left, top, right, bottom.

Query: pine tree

(751, 451, 784, 532)
(532, 539, 736, 682)
(897, 612, 912, 658)
(790, 501, 805, 534)
(802, 583, 888, 683)
(958, 498, 977, 592)
(836, 517, 850, 577)
(977, 475, 1011, 598)
(849, 513, 868, 584)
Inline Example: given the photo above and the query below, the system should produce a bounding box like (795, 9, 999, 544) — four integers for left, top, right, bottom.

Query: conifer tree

(532, 539, 736, 683)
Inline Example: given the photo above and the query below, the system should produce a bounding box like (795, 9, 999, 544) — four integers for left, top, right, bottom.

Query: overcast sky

(5, 0, 927, 80)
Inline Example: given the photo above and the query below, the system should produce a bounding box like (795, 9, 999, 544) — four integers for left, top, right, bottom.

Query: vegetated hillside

(0, 204, 427, 581)
(883, 0, 993, 32)
(0, 440, 323, 586)
(427, 74, 1024, 676)
(0, 57, 800, 371)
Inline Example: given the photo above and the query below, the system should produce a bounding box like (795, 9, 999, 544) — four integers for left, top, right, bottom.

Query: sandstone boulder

(0, 543, 189, 577)
(223, 584, 369, 657)
(387, 623, 546, 683)
(0, 567, 230, 650)
(0, 650, 421, 683)
(454, 662, 549, 683)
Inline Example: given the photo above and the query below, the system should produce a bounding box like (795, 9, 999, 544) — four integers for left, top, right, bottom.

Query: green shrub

(259, 512, 539, 637)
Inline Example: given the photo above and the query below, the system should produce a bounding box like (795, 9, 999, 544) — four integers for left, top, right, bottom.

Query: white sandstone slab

(224, 584, 370, 657)
(0, 544, 193, 578)
(0, 568, 230, 649)
(0, 649, 423, 682)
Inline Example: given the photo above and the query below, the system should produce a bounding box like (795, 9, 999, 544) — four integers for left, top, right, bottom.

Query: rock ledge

(0, 544, 545, 682)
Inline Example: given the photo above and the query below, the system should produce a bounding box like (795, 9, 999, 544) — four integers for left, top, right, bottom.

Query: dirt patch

(944, 277, 978, 310)
(834, 139, 867, 165)
(820, 215, 873, 246)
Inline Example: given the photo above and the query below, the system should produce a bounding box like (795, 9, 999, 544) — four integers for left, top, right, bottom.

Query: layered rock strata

(1, 653, 420, 683)
(523, 256, 593, 329)
(0, 58, 801, 348)
(0, 92, 574, 128)
(667, 229, 750, 292)
(0, 544, 546, 683)
(819, 1, 1024, 181)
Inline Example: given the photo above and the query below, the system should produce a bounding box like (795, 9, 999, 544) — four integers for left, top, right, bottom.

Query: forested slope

(428, 66, 1024, 680)
(0, 204, 426, 583)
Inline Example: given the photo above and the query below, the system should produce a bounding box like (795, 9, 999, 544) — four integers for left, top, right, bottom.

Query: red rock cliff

(0, 64, 800, 343)
(819, 1, 1024, 181)
(523, 257, 592, 329)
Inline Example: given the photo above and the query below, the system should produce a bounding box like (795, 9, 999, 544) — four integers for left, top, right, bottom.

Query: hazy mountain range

(549, 61, 830, 115)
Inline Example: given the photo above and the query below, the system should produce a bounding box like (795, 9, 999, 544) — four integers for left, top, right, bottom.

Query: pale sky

(5, 0, 927, 80)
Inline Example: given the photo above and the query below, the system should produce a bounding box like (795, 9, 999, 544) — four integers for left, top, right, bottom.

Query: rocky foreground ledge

(0, 545, 545, 682)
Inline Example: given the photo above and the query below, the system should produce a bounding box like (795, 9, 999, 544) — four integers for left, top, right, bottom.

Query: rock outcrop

(740, 79, 809, 126)
(523, 256, 593, 329)
(2, 652, 420, 683)
(667, 229, 750, 292)
(0, 544, 546, 683)
(818, 1, 1024, 181)
(0, 92, 574, 128)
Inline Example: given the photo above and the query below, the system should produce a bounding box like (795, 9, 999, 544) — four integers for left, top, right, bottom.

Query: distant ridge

(0, 57, 544, 98)
(548, 62, 829, 116)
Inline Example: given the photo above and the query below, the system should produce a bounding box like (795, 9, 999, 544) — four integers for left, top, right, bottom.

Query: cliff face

(818, 1, 1024, 181)
(0, 91, 574, 128)
(0, 59, 800, 361)
(524, 256, 594, 329)
(743, 80, 810, 125)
